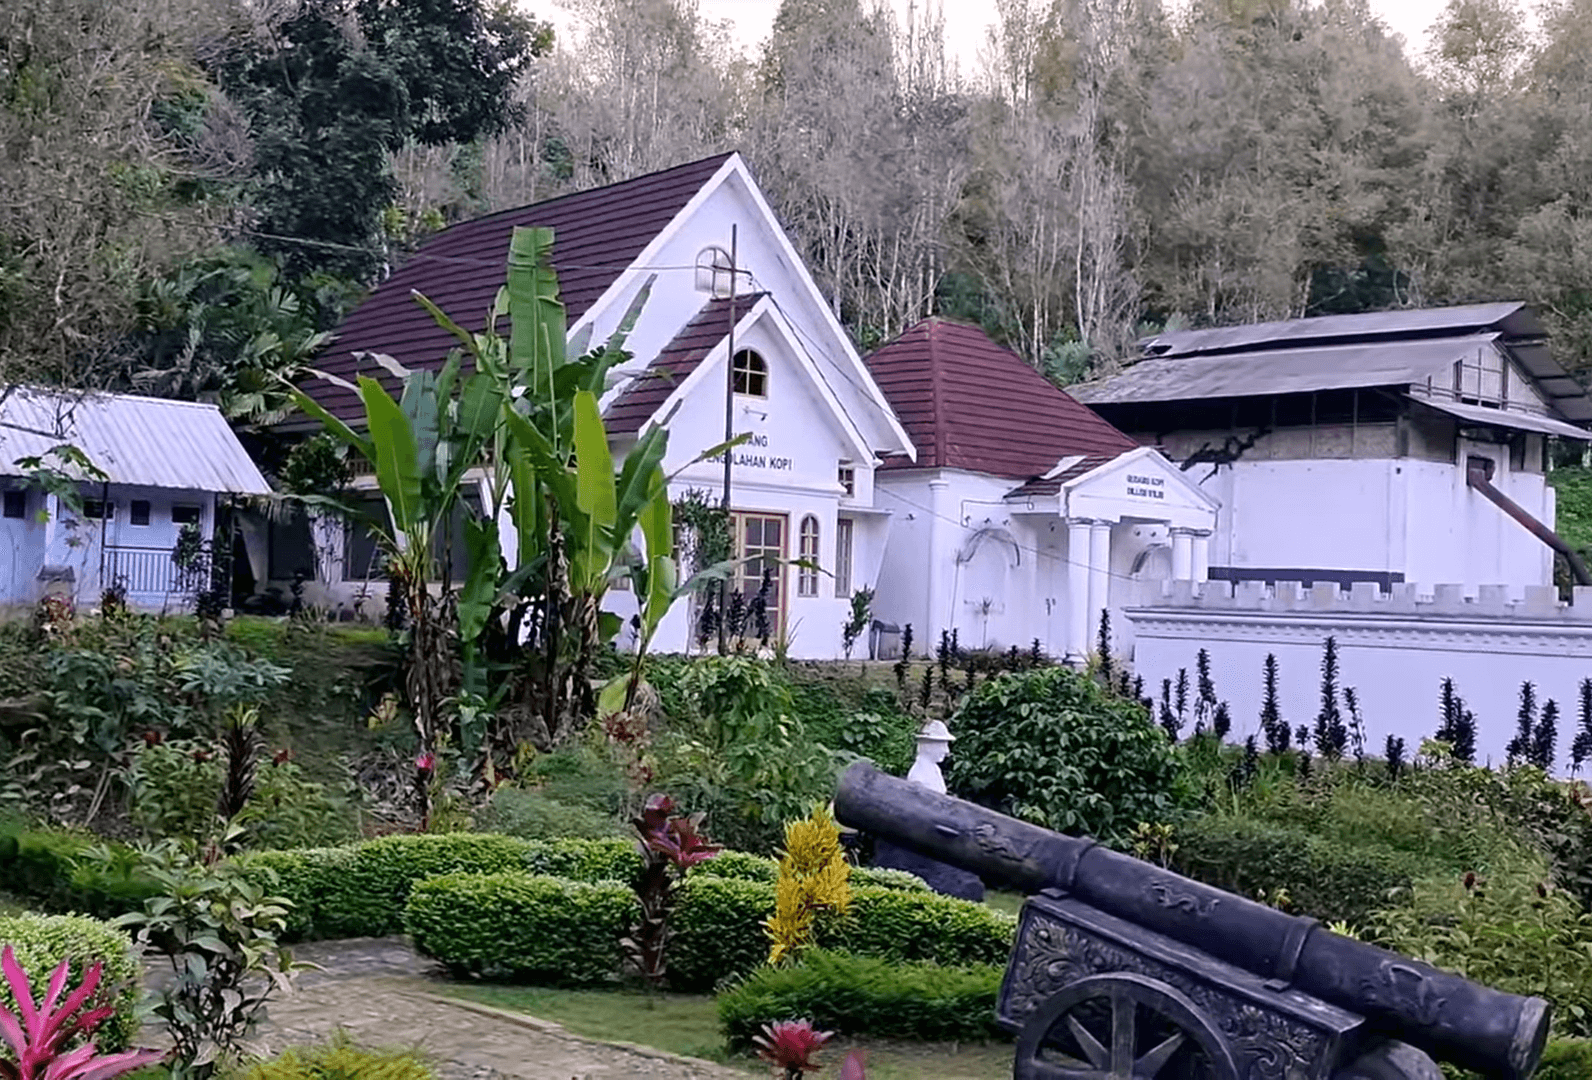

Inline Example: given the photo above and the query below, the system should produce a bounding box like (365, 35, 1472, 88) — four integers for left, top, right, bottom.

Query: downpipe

(1466, 457, 1592, 586)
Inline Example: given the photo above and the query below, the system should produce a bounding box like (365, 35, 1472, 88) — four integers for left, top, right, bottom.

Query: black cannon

(835, 762, 1551, 1080)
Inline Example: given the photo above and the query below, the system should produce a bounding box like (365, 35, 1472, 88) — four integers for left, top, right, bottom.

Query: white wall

(1126, 581, 1592, 770)
(1190, 453, 1556, 591)
(2, 485, 216, 611)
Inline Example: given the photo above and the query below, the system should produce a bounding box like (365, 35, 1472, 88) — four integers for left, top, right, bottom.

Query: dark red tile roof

(1004, 454, 1119, 499)
(605, 294, 764, 436)
(301, 153, 735, 423)
(864, 319, 1139, 479)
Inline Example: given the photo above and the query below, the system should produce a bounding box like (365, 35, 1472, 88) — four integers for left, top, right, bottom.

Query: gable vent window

(733, 349, 768, 398)
(1452, 347, 1507, 407)
(3, 490, 24, 519)
(695, 246, 735, 299)
(130, 500, 151, 526)
(798, 515, 820, 597)
(838, 464, 855, 498)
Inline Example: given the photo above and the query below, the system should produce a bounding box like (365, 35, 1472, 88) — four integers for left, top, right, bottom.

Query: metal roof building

(0, 387, 270, 494)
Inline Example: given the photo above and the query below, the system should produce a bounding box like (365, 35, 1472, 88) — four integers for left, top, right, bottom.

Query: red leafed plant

(0, 946, 165, 1080)
(621, 794, 722, 986)
(753, 1020, 832, 1079)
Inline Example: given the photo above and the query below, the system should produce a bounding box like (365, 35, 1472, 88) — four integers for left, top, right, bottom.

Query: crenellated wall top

(1122, 578, 1592, 623)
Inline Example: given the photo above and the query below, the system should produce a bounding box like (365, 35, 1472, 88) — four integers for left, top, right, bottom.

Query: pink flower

(415, 752, 436, 774)
(752, 1019, 832, 1076)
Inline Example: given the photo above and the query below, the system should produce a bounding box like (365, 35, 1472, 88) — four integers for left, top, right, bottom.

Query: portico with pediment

(1005, 446, 1219, 662)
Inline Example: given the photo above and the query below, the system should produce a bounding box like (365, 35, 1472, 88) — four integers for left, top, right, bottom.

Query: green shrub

(824, 889, 1015, 967)
(404, 873, 635, 985)
(519, 837, 640, 883)
(717, 950, 1004, 1048)
(668, 875, 777, 992)
(1173, 815, 1412, 927)
(238, 847, 359, 940)
(0, 913, 142, 1051)
(1537, 1039, 1592, 1080)
(329, 834, 538, 937)
(1370, 856, 1592, 1039)
(688, 850, 776, 883)
(131, 741, 356, 850)
(520, 750, 630, 816)
(0, 824, 157, 917)
(233, 1034, 436, 1080)
(851, 867, 929, 891)
(945, 666, 1181, 844)
(402, 871, 1012, 993)
(475, 788, 623, 841)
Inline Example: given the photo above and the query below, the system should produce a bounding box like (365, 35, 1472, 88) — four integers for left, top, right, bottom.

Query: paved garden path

(141, 938, 747, 1080)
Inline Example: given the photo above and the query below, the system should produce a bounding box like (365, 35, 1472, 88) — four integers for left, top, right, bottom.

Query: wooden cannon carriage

(834, 762, 1551, 1080)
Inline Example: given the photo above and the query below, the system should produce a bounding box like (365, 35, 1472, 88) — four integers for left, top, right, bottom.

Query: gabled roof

(1136, 302, 1538, 360)
(605, 294, 764, 436)
(0, 388, 270, 494)
(1071, 335, 1505, 405)
(1081, 301, 1592, 424)
(865, 319, 1138, 479)
(301, 153, 735, 423)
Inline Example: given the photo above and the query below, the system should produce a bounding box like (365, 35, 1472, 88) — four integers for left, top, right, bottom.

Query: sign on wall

(705, 431, 795, 472)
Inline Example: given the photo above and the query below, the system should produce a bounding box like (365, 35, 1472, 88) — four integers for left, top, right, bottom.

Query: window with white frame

(798, 515, 820, 597)
(838, 463, 855, 497)
(733, 349, 768, 398)
(835, 518, 854, 598)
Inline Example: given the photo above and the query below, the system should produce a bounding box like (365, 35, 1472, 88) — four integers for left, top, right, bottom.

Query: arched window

(798, 515, 820, 597)
(733, 349, 768, 397)
(695, 246, 735, 298)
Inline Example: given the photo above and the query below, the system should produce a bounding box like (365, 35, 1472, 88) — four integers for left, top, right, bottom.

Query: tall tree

(214, 0, 551, 281)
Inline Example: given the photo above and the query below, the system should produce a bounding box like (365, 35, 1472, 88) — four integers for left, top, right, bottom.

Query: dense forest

(2, 0, 1590, 413)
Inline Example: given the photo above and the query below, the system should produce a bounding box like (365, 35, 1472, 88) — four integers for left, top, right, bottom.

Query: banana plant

(287, 350, 504, 805)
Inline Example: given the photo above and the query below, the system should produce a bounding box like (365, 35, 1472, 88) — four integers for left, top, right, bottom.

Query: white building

(290, 154, 1218, 660)
(0, 388, 271, 612)
(1072, 305, 1592, 765)
(864, 318, 1216, 660)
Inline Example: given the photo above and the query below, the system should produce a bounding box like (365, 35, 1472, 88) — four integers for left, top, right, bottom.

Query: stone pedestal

(872, 839, 985, 903)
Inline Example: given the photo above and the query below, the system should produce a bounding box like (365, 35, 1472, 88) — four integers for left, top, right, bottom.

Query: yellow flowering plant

(764, 804, 852, 966)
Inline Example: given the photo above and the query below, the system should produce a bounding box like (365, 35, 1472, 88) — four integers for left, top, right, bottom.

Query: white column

(1087, 520, 1112, 651)
(1066, 518, 1094, 663)
(1171, 527, 1195, 581)
(926, 478, 954, 644)
(1192, 529, 1211, 583)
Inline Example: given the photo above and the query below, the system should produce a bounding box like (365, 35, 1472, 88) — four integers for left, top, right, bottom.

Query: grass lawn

(436, 984, 1012, 1080)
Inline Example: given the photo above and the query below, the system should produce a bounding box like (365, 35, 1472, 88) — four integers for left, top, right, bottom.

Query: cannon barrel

(835, 762, 1551, 1080)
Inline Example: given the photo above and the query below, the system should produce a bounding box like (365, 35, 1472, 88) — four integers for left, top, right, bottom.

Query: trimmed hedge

(717, 950, 1005, 1048)
(242, 834, 642, 940)
(1171, 816, 1411, 927)
(234, 1036, 436, 1080)
(684, 852, 928, 893)
(402, 872, 1016, 992)
(405, 873, 637, 985)
(0, 825, 157, 918)
(0, 913, 142, 1051)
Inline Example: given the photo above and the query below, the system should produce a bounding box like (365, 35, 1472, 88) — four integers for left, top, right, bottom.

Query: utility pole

(717, 226, 738, 656)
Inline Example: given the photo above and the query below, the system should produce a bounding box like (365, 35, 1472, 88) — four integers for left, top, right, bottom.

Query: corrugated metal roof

(1137, 302, 1537, 359)
(302, 153, 736, 425)
(1407, 395, 1592, 441)
(1071, 335, 1505, 404)
(0, 388, 271, 494)
(604, 294, 765, 435)
(866, 319, 1139, 479)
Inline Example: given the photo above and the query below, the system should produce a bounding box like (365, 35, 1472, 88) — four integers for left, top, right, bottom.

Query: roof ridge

(436, 152, 736, 235)
(8, 386, 225, 413)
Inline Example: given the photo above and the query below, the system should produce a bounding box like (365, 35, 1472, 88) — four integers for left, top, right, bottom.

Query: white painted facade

(871, 449, 1219, 661)
(1158, 428, 1555, 594)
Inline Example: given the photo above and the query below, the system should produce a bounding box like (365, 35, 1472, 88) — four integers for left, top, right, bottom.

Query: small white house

(865, 319, 1218, 660)
(0, 388, 271, 612)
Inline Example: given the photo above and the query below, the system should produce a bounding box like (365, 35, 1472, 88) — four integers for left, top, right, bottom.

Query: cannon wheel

(1014, 972, 1240, 1080)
